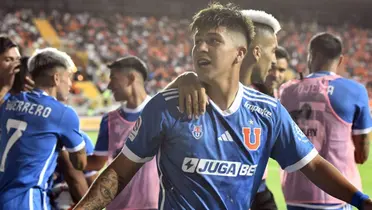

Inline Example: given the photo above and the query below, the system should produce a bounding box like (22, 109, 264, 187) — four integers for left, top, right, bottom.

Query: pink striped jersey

(279, 71, 372, 208)
(95, 96, 159, 210)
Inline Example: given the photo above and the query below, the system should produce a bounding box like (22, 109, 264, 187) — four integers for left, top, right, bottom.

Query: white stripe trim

(162, 90, 178, 96)
(38, 144, 57, 186)
(243, 88, 277, 103)
(157, 148, 166, 210)
(285, 148, 318, 173)
(121, 145, 153, 163)
(352, 127, 372, 135)
(93, 150, 109, 156)
(209, 83, 244, 116)
(225, 131, 233, 142)
(243, 95, 277, 107)
(43, 191, 47, 210)
(65, 141, 86, 153)
(29, 188, 34, 210)
(161, 88, 178, 94)
(287, 203, 346, 209)
(84, 171, 98, 177)
(165, 95, 179, 101)
(121, 95, 151, 113)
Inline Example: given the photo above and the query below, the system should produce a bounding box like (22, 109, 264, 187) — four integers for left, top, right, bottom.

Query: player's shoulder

(332, 76, 365, 90)
(80, 130, 94, 155)
(242, 85, 279, 109)
(154, 88, 180, 108)
(59, 104, 79, 122)
(279, 79, 300, 91)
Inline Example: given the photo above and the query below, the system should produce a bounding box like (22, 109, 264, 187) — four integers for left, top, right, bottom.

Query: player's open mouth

(197, 59, 211, 67)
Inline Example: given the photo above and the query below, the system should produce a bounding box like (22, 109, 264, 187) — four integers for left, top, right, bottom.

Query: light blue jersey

(0, 89, 85, 210)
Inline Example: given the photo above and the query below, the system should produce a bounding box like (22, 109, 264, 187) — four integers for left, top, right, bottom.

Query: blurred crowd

(1, 9, 371, 112)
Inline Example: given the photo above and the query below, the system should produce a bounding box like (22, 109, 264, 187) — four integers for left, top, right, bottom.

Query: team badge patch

(192, 125, 203, 139)
(128, 116, 142, 141)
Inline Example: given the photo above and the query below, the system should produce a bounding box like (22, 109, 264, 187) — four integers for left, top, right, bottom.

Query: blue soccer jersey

(0, 89, 85, 208)
(122, 84, 317, 209)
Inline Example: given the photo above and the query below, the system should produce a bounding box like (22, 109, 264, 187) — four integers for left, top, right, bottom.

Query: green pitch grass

(86, 131, 371, 209)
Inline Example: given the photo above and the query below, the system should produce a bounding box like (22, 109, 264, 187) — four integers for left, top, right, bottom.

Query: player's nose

(195, 41, 208, 53)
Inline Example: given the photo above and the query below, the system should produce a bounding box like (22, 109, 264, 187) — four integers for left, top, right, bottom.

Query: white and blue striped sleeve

(270, 103, 318, 173)
(122, 95, 167, 163)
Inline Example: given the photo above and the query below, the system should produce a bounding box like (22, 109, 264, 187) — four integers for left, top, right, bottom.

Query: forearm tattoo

(80, 167, 124, 210)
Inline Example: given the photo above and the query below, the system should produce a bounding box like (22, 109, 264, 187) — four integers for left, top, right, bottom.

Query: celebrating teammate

(0, 47, 87, 209)
(74, 3, 372, 210)
(166, 9, 281, 210)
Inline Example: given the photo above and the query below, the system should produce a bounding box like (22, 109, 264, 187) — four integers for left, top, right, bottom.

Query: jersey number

(242, 127, 261, 151)
(0, 119, 28, 172)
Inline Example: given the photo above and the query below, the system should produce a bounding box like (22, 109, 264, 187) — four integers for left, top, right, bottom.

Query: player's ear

(337, 55, 344, 67)
(127, 71, 136, 85)
(235, 46, 247, 64)
(252, 45, 261, 62)
(53, 72, 60, 86)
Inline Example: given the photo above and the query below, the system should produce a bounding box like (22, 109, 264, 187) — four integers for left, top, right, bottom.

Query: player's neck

(35, 86, 57, 98)
(239, 66, 253, 86)
(205, 74, 240, 111)
(311, 67, 337, 74)
(125, 87, 147, 109)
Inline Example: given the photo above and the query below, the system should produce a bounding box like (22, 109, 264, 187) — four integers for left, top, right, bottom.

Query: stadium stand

(1, 9, 371, 115)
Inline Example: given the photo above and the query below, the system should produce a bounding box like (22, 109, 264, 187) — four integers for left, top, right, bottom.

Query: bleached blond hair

(28, 47, 75, 73)
(241, 10, 281, 34)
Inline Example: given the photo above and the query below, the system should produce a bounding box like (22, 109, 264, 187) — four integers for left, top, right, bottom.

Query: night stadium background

(1, 0, 371, 209)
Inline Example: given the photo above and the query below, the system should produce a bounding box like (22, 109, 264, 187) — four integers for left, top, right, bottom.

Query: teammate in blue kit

(0, 47, 87, 210)
(75, 3, 372, 210)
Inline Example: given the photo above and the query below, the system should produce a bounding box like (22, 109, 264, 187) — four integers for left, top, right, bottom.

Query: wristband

(351, 191, 369, 210)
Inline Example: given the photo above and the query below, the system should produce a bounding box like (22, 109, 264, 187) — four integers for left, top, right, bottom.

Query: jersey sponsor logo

(128, 116, 142, 141)
(242, 127, 262, 151)
(244, 102, 272, 118)
(191, 125, 203, 139)
(182, 157, 257, 177)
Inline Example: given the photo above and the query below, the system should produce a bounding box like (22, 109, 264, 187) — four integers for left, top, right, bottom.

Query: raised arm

(163, 71, 208, 118)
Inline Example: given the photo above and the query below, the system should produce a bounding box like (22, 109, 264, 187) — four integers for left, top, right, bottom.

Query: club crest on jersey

(191, 125, 203, 139)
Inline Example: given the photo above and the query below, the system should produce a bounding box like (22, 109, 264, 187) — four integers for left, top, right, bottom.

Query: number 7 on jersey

(0, 119, 28, 172)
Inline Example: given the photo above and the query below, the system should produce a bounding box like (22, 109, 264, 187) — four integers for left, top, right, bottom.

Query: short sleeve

(93, 115, 109, 156)
(81, 131, 94, 156)
(59, 106, 85, 152)
(122, 96, 167, 163)
(270, 103, 318, 173)
(352, 86, 372, 135)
